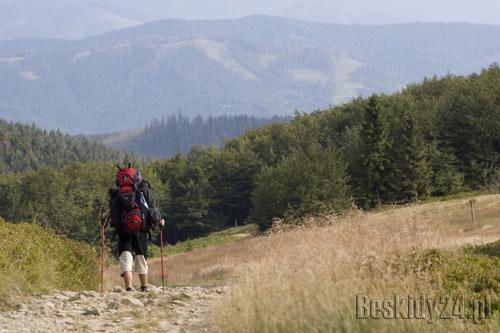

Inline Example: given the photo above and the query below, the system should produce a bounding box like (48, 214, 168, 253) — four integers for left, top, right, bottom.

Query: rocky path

(0, 285, 227, 333)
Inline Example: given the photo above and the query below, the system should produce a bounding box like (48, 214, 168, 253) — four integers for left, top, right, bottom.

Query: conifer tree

(397, 110, 430, 202)
(359, 95, 390, 207)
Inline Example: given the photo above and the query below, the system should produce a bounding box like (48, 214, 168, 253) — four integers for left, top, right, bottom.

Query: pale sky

(0, 0, 499, 41)
(1, 0, 499, 24)
(96, 0, 500, 24)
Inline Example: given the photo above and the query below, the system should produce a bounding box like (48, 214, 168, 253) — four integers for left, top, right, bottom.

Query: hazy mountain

(0, 1, 498, 41)
(0, 0, 141, 40)
(0, 16, 499, 134)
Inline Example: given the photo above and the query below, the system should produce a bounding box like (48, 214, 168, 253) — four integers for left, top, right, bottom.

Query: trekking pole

(99, 207, 105, 294)
(160, 224, 165, 293)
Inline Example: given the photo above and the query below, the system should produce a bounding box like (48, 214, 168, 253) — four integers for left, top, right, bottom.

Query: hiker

(109, 165, 165, 292)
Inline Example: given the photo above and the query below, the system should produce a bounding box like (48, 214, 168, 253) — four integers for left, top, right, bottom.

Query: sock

(126, 287, 132, 292)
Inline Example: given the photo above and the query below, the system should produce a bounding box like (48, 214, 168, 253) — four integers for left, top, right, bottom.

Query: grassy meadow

(149, 224, 258, 258)
(134, 194, 500, 332)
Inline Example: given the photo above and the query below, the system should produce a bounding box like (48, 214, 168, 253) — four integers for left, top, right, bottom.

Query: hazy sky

(1, 0, 498, 24)
(0, 0, 499, 40)
(94, 0, 500, 24)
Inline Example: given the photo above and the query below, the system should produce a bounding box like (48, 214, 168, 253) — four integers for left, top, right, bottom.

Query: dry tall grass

(210, 195, 500, 332)
(105, 232, 269, 288)
(105, 195, 500, 331)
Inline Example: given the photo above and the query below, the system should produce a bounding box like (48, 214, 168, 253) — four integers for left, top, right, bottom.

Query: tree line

(157, 65, 499, 235)
(0, 162, 167, 245)
(0, 65, 498, 246)
(0, 120, 126, 173)
(104, 114, 291, 158)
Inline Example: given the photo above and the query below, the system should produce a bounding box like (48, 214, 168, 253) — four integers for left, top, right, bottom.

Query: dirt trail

(0, 285, 227, 333)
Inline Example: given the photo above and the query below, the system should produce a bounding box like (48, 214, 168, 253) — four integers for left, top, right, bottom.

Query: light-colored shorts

(119, 251, 148, 275)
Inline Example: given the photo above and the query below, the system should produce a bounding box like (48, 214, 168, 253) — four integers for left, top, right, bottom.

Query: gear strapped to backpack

(109, 164, 162, 238)
(116, 166, 144, 234)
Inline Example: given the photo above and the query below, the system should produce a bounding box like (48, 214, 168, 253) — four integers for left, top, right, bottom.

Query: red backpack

(116, 166, 144, 234)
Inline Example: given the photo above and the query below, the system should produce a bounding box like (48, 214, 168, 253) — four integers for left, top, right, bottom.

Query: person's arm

(99, 210, 110, 223)
(140, 181, 163, 228)
(109, 188, 120, 228)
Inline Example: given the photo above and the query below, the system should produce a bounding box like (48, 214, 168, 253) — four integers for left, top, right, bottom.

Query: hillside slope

(1, 17, 500, 133)
(213, 194, 500, 332)
(0, 218, 97, 307)
(1, 194, 496, 332)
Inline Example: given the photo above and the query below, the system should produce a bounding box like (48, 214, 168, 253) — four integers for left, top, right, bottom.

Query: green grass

(411, 246, 500, 296)
(469, 240, 500, 258)
(421, 189, 499, 204)
(0, 218, 98, 309)
(384, 245, 500, 327)
(149, 224, 257, 258)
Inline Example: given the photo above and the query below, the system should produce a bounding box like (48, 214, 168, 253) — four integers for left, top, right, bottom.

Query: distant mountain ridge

(1, 0, 499, 41)
(1, 16, 500, 134)
(0, 0, 141, 40)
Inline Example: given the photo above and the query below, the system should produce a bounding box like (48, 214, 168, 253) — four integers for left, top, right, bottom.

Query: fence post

(469, 199, 476, 225)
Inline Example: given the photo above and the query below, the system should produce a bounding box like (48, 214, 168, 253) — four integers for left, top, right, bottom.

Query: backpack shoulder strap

(140, 181, 156, 208)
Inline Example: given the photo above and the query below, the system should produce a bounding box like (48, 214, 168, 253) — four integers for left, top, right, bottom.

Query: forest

(98, 114, 291, 158)
(0, 65, 498, 247)
(0, 120, 125, 173)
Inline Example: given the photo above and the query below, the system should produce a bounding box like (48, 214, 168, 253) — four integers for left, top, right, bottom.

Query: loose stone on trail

(0, 285, 225, 332)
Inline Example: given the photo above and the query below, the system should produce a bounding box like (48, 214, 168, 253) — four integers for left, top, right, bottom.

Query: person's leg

(118, 234, 134, 291)
(139, 274, 148, 289)
(132, 231, 150, 291)
(119, 251, 134, 291)
(134, 255, 149, 291)
(123, 271, 133, 290)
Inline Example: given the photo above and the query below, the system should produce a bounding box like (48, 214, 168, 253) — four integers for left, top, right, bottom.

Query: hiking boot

(140, 286, 150, 292)
(126, 287, 133, 292)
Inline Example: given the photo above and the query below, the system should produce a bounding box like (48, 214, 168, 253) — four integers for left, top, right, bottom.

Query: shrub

(250, 146, 350, 230)
(0, 218, 98, 307)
